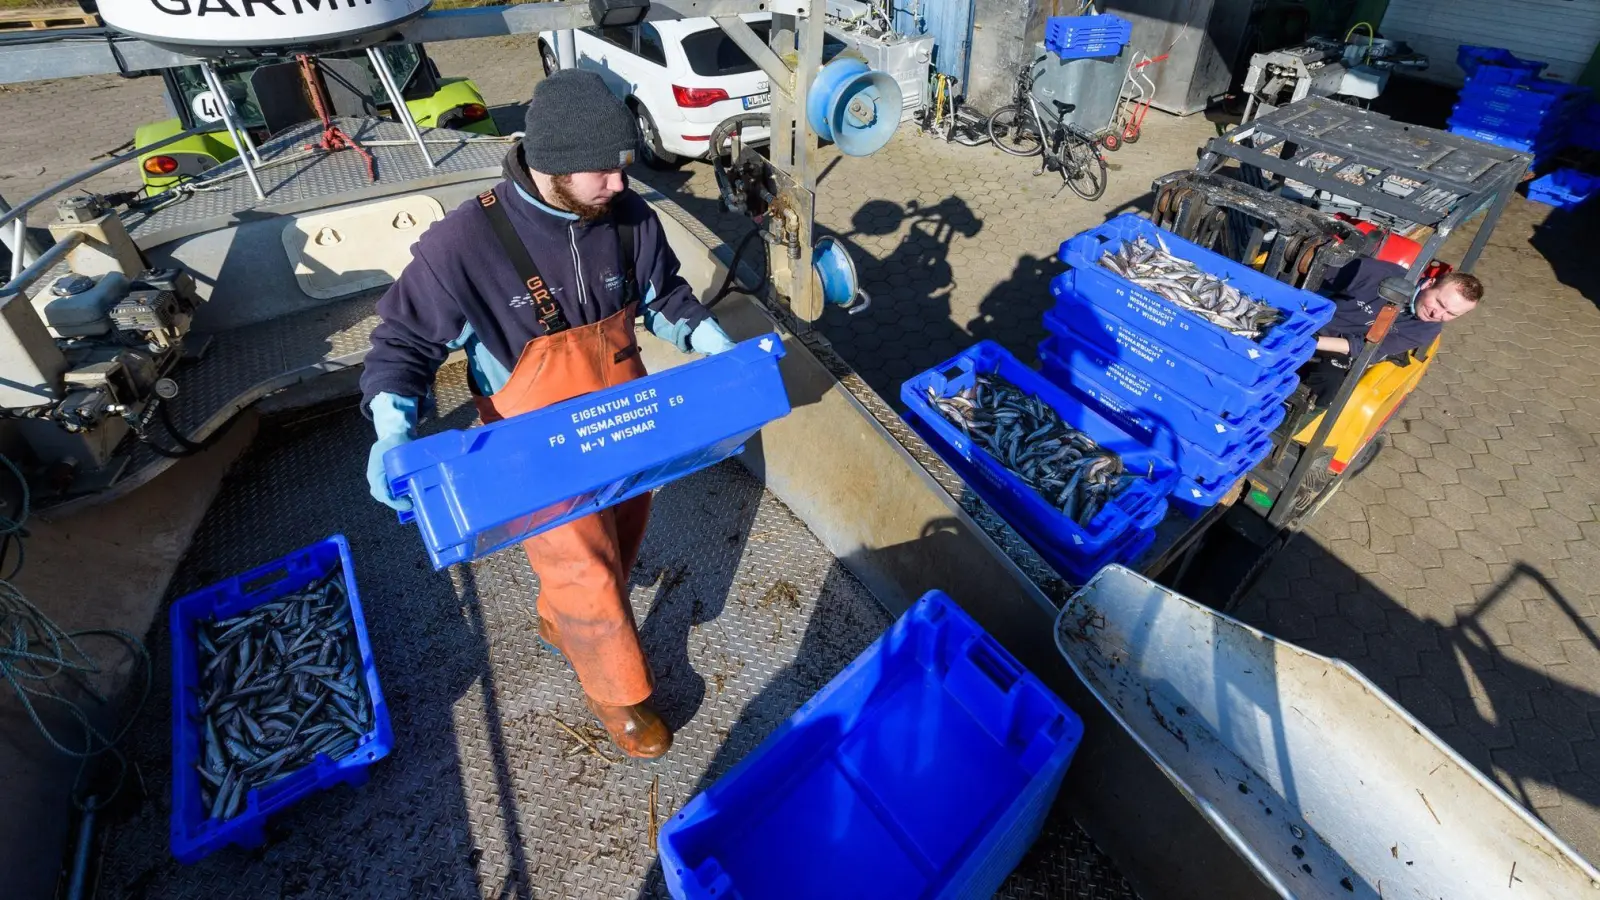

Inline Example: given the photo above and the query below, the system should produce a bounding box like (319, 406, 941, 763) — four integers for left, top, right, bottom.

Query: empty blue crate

(1460, 79, 1590, 112)
(169, 535, 393, 864)
(902, 341, 1178, 572)
(659, 590, 1086, 900)
(1447, 123, 1557, 155)
(1056, 214, 1335, 388)
(1527, 169, 1600, 209)
(385, 333, 791, 569)
(1037, 328, 1286, 458)
(1448, 107, 1564, 143)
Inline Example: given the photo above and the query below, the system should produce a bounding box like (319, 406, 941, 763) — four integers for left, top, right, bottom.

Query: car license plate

(743, 92, 770, 109)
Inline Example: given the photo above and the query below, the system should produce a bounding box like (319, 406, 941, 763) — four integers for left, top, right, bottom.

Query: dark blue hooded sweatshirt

(359, 143, 713, 416)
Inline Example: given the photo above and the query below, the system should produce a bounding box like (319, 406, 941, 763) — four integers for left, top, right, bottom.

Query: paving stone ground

(6, 33, 1600, 867)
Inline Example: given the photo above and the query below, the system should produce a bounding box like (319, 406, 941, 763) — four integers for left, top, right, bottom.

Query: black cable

(707, 227, 770, 309)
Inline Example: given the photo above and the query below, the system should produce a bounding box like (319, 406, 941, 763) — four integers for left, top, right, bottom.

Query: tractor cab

(135, 43, 497, 193)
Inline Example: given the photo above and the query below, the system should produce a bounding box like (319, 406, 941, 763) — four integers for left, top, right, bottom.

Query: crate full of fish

(1044, 301, 1308, 421)
(168, 534, 392, 864)
(1038, 337, 1276, 510)
(384, 333, 791, 569)
(659, 590, 1085, 900)
(1055, 214, 1335, 387)
(901, 342, 1178, 569)
(1036, 328, 1287, 458)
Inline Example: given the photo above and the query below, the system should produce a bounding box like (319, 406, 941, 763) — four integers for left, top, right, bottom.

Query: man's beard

(550, 175, 614, 222)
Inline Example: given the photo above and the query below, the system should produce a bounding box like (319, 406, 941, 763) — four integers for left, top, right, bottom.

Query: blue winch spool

(813, 236, 870, 314)
(806, 56, 903, 157)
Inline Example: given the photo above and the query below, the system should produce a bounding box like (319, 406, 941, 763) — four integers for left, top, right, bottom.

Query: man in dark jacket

(1301, 256, 1482, 404)
(359, 70, 735, 758)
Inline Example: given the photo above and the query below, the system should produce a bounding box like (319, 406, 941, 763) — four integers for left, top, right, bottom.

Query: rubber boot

(539, 616, 673, 759)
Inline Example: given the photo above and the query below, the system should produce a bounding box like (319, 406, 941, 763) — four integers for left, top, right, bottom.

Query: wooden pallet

(0, 7, 97, 32)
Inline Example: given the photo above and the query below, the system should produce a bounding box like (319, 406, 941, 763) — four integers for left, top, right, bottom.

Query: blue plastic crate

(1051, 40, 1125, 61)
(1448, 107, 1569, 141)
(1569, 118, 1600, 151)
(385, 333, 791, 569)
(904, 410, 1158, 583)
(1056, 215, 1334, 389)
(658, 590, 1085, 900)
(168, 535, 393, 864)
(1457, 45, 1547, 79)
(902, 341, 1178, 561)
(1036, 339, 1276, 500)
(1527, 168, 1600, 209)
(1447, 123, 1558, 154)
(1036, 330, 1286, 458)
(1460, 79, 1590, 109)
(1044, 302, 1305, 420)
(1454, 93, 1581, 123)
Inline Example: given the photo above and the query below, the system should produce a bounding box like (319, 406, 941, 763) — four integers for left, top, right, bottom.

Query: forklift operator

(1302, 256, 1482, 405)
(358, 70, 737, 759)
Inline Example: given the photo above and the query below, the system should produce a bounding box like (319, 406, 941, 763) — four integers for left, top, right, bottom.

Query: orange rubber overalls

(471, 191, 655, 710)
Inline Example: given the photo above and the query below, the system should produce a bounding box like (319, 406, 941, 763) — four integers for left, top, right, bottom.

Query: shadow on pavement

(1232, 530, 1600, 849)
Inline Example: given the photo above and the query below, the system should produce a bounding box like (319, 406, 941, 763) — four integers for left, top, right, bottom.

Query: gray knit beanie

(523, 70, 639, 174)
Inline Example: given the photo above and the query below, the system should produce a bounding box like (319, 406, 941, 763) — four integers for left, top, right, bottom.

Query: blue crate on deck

(168, 535, 393, 864)
(1527, 169, 1600, 209)
(902, 342, 1178, 573)
(1036, 328, 1287, 458)
(1037, 338, 1276, 512)
(658, 590, 1085, 900)
(1054, 215, 1332, 388)
(1043, 303, 1305, 421)
(384, 333, 791, 569)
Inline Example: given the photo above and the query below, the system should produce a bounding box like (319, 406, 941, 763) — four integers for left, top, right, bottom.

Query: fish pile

(191, 569, 373, 822)
(1098, 236, 1285, 340)
(929, 373, 1147, 527)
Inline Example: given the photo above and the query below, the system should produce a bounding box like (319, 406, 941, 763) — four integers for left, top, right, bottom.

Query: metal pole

(197, 62, 266, 200)
(0, 231, 85, 300)
(65, 801, 98, 900)
(9, 220, 26, 280)
(556, 30, 577, 69)
(791, 2, 826, 323)
(368, 47, 434, 169)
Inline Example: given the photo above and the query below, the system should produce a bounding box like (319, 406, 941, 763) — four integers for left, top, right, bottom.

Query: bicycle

(985, 55, 1109, 201)
(920, 73, 990, 147)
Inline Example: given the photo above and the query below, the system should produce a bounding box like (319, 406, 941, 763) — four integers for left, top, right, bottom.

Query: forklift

(1147, 96, 1531, 606)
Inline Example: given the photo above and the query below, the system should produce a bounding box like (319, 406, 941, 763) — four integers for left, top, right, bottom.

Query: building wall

(965, 0, 1044, 113)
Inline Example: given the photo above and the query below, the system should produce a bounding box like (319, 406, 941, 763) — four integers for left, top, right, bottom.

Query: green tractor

(135, 44, 499, 194)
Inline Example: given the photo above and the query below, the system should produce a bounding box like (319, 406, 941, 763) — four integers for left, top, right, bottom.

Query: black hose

(134, 399, 240, 459)
(707, 227, 771, 309)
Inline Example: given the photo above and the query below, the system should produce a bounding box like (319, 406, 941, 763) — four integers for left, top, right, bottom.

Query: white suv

(539, 15, 847, 169)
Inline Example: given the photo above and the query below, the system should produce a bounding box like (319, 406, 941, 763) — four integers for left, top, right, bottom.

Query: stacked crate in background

(1448, 45, 1590, 169)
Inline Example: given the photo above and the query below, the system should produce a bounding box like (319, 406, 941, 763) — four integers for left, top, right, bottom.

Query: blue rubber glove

(367, 392, 419, 513)
(689, 318, 737, 355)
(642, 308, 693, 352)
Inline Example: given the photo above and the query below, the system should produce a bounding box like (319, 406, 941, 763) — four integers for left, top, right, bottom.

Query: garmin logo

(148, 0, 396, 15)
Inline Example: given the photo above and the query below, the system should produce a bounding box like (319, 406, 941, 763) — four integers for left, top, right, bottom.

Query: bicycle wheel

(987, 105, 1043, 157)
(1062, 129, 1108, 201)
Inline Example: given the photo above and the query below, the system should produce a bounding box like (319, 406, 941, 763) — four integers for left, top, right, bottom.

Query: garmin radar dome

(96, 0, 432, 56)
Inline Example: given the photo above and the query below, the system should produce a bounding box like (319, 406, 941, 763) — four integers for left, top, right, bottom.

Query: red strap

(297, 54, 376, 182)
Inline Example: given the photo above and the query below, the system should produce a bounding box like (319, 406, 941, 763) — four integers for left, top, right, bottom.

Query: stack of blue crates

(1043, 14, 1131, 60)
(1449, 45, 1590, 168)
(1040, 214, 1336, 517)
(901, 342, 1179, 583)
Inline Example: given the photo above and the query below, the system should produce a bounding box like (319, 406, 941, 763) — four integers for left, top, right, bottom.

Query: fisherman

(1301, 256, 1482, 405)
(358, 70, 737, 759)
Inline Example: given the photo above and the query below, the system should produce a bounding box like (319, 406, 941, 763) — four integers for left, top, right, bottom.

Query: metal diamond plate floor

(94, 361, 1136, 899)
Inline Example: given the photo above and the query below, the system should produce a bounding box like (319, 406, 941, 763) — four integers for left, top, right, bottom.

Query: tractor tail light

(143, 155, 179, 175)
(672, 85, 729, 108)
(461, 103, 489, 122)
